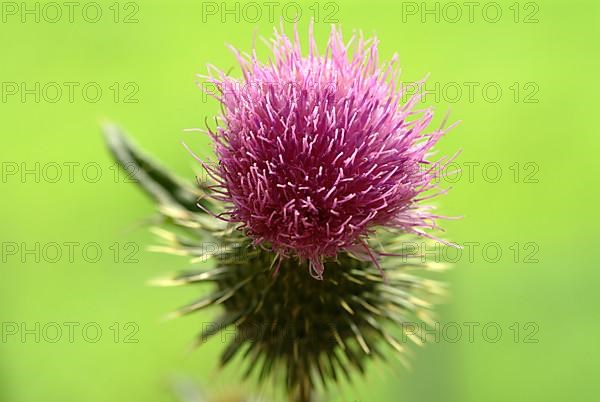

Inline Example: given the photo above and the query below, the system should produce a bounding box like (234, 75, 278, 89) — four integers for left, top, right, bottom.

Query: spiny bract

(153, 210, 446, 402)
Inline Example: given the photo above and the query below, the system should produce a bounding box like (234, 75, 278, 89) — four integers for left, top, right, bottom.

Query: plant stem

(290, 378, 313, 402)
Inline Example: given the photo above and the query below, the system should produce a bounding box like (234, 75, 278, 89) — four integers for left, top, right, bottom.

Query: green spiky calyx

(104, 124, 448, 402)
(161, 227, 444, 402)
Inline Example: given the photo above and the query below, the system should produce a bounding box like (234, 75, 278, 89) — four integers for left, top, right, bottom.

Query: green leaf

(102, 122, 211, 213)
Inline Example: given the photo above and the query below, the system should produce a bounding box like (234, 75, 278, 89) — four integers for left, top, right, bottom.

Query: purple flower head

(201, 24, 456, 279)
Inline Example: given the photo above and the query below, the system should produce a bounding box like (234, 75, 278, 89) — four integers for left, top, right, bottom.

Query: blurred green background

(1, 0, 599, 401)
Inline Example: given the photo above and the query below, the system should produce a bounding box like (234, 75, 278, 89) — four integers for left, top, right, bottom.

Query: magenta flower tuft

(200, 24, 456, 279)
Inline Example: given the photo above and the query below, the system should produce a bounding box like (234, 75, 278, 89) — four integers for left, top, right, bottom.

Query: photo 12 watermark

(401, 321, 540, 344)
(200, 1, 339, 23)
(398, 240, 540, 264)
(1, 82, 139, 104)
(400, 2, 540, 24)
(1, 241, 140, 264)
(430, 161, 540, 185)
(1, 161, 147, 184)
(1, 2, 140, 23)
(1, 322, 140, 344)
(401, 81, 540, 104)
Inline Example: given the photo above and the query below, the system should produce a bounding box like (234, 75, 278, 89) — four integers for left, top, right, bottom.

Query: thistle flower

(103, 22, 458, 402)
(200, 24, 456, 279)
